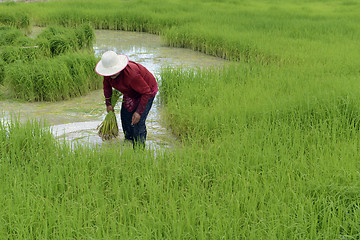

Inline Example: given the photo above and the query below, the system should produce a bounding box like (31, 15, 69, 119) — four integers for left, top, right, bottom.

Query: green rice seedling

(35, 25, 67, 39)
(60, 53, 100, 95)
(35, 37, 51, 57)
(74, 27, 86, 49)
(35, 24, 95, 57)
(36, 26, 77, 56)
(81, 55, 102, 90)
(2, 114, 360, 239)
(74, 24, 95, 49)
(4, 52, 100, 101)
(0, 27, 25, 46)
(0, 45, 41, 64)
(0, 46, 19, 64)
(1, 0, 360, 238)
(0, 28, 41, 66)
(97, 89, 122, 140)
(0, 28, 42, 66)
(49, 35, 71, 56)
(18, 46, 42, 62)
(0, 59, 4, 85)
(75, 23, 95, 49)
(0, 10, 30, 30)
(12, 36, 34, 47)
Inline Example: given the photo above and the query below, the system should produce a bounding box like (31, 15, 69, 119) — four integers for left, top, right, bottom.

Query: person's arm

(129, 74, 152, 116)
(103, 77, 113, 112)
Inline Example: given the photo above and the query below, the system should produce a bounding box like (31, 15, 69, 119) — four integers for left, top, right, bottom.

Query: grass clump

(0, 60, 5, 85)
(0, 45, 41, 64)
(35, 24, 95, 57)
(97, 89, 122, 140)
(0, 24, 95, 65)
(160, 63, 360, 141)
(0, 27, 29, 46)
(0, 27, 39, 68)
(0, 10, 30, 30)
(0, 24, 99, 100)
(4, 53, 101, 101)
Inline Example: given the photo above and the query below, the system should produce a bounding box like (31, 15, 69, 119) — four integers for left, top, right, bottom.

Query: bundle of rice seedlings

(97, 89, 122, 140)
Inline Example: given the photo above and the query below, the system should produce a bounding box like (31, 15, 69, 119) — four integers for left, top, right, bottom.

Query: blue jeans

(120, 97, 154, 148)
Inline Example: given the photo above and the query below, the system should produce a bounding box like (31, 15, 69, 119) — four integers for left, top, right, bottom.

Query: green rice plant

(0, 24, 97, 100)
(35, 25, 67, 39)
(0, 28, 42, 65)
(0, 59, 5, 85)
(97, 89, 122, 140)
(0, 27, 27, 46)
(2, 0, 359, 69)
(160, 60, 360, 142)
(35, 24, 95, 57)
(0, 27, 44, 65)
(4, 52, 101, 101)
(2, 114, 360, 239)
(36, 27, 77, 57)
(0, 45, 41, 64)
(0, 9, 30, 30)
(75, 23, 95, 49)
(0, 0, 360, 238)
(0, 115, 54, 161)
(35, 37, 51, 57)
(158, 63, 360, 238)
(49, 35, 72, 56)
(0, 46, 20, 64)
(60, 53, 101, 95)
(0, 0, 359, 67)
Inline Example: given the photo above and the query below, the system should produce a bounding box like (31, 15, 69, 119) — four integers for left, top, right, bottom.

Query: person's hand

(131, 112, 141, 125)
(107, 105, 114, 112)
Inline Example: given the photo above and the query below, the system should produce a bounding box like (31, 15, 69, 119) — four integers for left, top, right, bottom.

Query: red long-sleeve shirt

(103, 61, 158, 115)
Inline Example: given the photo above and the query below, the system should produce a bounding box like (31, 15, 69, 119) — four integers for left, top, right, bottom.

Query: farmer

(95, 50, 158, 148)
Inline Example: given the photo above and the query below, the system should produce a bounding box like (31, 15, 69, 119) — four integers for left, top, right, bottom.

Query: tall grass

(0, 3, 30, 30)
(0, 45, 41, 64)
(1, 0, 359, 67)
(0, 60, 5, 85)
(0, 27, 39, 69)
(1, 113, 360, 238)
(0, 27, 31, 46)
(36, 24, 94, 57)
(0, 24, 95, 65)
(160, 62, 360, 140)
(159, 63, 360, 238)
(4, 53, 100, 101)
(1, 0, 360, 238)
(0, 24, 99, 100)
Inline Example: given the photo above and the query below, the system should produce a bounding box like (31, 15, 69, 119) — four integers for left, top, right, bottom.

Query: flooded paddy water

(1, 29, 227, 150)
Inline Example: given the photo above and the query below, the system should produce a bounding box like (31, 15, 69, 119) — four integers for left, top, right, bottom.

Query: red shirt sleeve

(103, 76, 112, 107)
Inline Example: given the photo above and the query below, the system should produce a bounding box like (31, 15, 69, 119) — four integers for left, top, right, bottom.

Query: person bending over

(95, 51, 158, 148)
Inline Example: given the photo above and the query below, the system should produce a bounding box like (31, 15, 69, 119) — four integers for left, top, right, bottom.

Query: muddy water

(1, 29, 226, 150)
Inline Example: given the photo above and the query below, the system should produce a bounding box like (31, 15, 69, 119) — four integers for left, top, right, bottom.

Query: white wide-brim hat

(95, 51, 129, 76)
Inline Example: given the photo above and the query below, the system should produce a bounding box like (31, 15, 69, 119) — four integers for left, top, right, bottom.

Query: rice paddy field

(1, 0, 360, 238)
